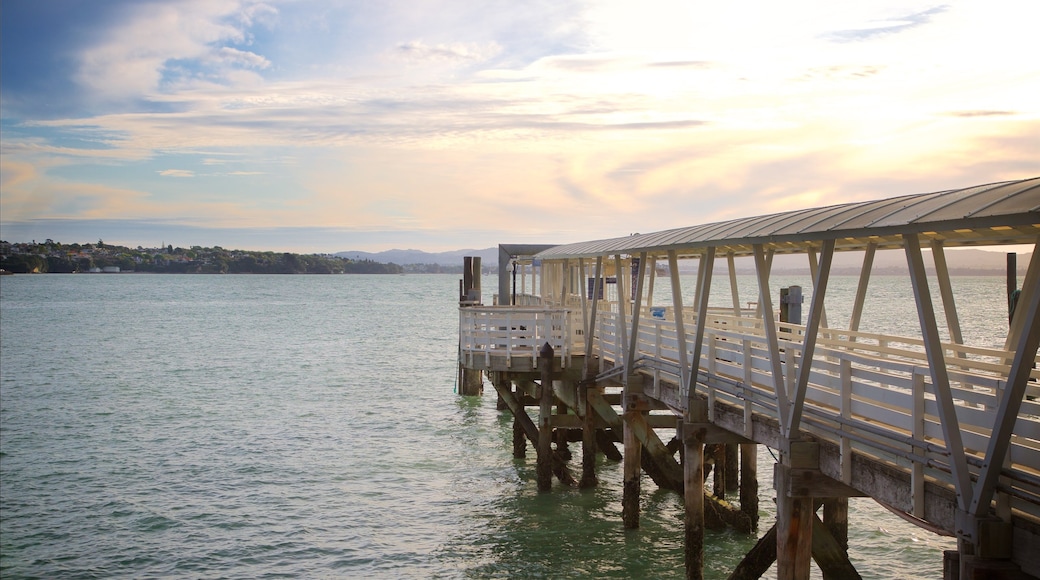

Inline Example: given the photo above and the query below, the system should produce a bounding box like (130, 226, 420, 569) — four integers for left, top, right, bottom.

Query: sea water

(1, 272, 1015, 578)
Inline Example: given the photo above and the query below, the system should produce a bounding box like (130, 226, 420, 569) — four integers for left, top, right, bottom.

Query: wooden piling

(776, 463, 813, 580)
(580, 382, 599, 488)
(622, 379, 645, 527)
(740, 443, 759, 531)
(684, 423, 706, 580)
(458, 256, 484, 396)
(726, 444, 740, 492)
(713, 444, 726, 499)
(537, 342, 554, 491)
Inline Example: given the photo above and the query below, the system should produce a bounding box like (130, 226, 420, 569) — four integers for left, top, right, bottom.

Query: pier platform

(457, 177, 1040, 579)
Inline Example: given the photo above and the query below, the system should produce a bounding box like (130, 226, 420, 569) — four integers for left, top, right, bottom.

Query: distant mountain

(335, 247, 498, 266)
(337, 246, 1030, 276)
(753, 248, 1031, 275)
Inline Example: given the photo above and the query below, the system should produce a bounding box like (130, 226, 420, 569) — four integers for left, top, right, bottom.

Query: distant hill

(335, 247, 498, 267)
(336, 246, 1030, 276)
(748, 248, 1031, 276)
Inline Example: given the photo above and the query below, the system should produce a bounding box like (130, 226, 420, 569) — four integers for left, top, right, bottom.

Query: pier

(457, 177, 1040, 579)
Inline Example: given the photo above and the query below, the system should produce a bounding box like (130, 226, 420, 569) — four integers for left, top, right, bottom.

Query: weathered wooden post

(512, 378, 526, 459)
(683, 406, 708, 580)
(1008, 252, 1020, 323)
(622, 375, 644, 529)
(726, 443, 739, 493)
(740, 442, 759, 530)
(780, 285, 803, 328)
(580, 374, 599, 488)
(537, 342, 554, 491)
(776, 463, 813, 580)
(458, 256, 484, 396)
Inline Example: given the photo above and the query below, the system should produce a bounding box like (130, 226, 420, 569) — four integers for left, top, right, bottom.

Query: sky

(1, 0, 1038, 253)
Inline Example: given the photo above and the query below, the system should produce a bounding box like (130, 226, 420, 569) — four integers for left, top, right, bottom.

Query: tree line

(0, 241, 404, 275)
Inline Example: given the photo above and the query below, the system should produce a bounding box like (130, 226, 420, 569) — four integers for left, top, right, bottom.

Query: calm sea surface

(0, 273, 1017, 578)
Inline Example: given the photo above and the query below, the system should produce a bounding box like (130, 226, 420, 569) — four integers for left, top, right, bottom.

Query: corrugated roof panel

(726, 210, 808, 238)
(762, 203, 858, 236)
(870, 182, 1004, 228)
(925, 179, 1040, 221)
(535, 177, 1040, 260)
(821, 193, 929, 231)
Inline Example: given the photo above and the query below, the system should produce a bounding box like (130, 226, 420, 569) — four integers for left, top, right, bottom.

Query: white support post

(1004, 238, 1040, 354)
(579, 258, 589, 345)
(807, 248, 829, 330)
(848, 243, 876, 336)
(615, 254, 630, 377)
(788, 238, 834, 438)
(585, 257, 603, 361)
(728, 252, 741, 316)
(904, 233, 972, 512)
(627, 253, 648, 373)
(647, 256, 657, 308)
(668, 251, 690, 391)
(686, 247, 716, 409)
(969, 244, 1040, 517)
(754, 244, 790, 433)
(931, 240, 966, 359)
(912, 371, 926, 518)
(839, 357, 852, 483)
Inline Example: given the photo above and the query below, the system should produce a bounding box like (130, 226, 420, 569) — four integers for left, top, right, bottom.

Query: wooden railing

(458, 306, 582, 369)
(593, 309, 1040, 522)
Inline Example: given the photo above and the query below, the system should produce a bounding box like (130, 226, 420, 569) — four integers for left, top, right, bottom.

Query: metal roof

(537, 177, 1040, 260)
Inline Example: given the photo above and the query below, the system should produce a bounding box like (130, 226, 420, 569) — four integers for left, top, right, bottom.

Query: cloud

(74, 0, 277, 102)
(393, 40, 502, 65)
(945, 110, 1017, 118)
(824, 5, 949, 42)
(213, 47, 271, 70)
(159, 169, 195, 177)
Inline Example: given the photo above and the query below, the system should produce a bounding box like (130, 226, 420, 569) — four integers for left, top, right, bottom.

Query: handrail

(593, 307, 1040, 524)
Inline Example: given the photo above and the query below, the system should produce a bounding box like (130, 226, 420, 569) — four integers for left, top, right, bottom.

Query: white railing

(459, 306, 580, 369)
(595, 309, 1040, 522)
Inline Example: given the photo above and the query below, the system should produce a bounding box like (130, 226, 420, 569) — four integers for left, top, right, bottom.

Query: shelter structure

(457, 177, 1040, 579)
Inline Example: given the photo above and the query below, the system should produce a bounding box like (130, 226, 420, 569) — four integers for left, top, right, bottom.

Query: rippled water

(2, 272, 1013, 578)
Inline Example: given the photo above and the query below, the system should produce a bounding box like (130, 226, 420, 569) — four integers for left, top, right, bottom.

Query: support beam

(848, 243, 876, 334)
(615, 254, 630, 374)
(905, 234, 972, 513)
(931, 240, 966, 352)
(728, 525, 778, 580)
(753, 244, 791, 434)
(669, 250, 690, 389)
(813, 511, 862, 580)
(1005, 238, 1040, 353)
(492, 377, 575, 485)
(822, 498, 849, 561)
(728, 252, 741, 316)
(687, 247, 716, 405)
(969, 244, 1040, 519)
(627, 252, 648, 373)
(580, 256, 604, 489)
(788, 238, 834, 438)
(807, 249, 829, 330)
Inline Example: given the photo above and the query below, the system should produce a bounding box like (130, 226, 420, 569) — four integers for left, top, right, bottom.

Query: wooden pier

(457, 177, 1040, 579)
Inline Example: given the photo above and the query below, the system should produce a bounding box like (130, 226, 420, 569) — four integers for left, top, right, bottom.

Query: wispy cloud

(393, 40, 501, 64)
(824, 5, 949, 42)
(159, 169, 195, 177)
